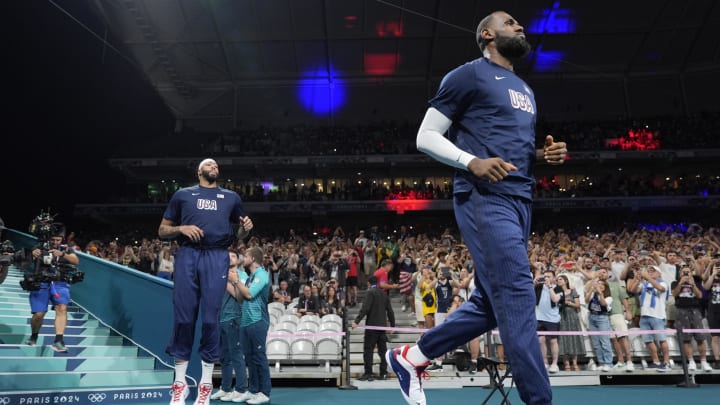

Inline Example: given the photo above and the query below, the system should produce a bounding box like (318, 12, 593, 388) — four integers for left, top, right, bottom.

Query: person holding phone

(702, 259, 720, 369)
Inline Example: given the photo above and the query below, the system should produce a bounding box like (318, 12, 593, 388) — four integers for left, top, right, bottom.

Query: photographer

(702, 258, 720, 369)
(672, 264, 713, 371)
(26, 229, 79, 352)
(321, 250, 349, 301)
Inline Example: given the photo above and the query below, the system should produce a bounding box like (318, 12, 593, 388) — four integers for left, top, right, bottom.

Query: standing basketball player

(386, 11, 567, 405)
(159, 158, 253, 405)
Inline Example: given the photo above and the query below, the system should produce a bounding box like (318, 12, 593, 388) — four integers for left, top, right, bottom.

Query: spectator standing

(346, 250, 360, 307)
(232, 247, 271, 405)
(157, 247, 174, 280)
(374, 259, 399, 294)
(535, 270, 564, 373)
(425, 269, 454, 372)
(210, 249, 251, 402)
(352, 275, 396, 381)
(322, 250, 349, 301)
(397, 253, 417, 313)
(702, 260, 720, 369)
(671, 264, 713, 371)
(633, 266, 671, 371)
(585, 279, 613, 372)
(556, 274, 584, 371)
(363, 240, 378, 286)
(599, 268, 635, 371)
(419, 268, 438, 329)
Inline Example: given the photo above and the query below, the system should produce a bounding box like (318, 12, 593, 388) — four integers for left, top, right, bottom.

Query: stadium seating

(300, 314, 321, 326)
(266, 338, 291, 372)
(290, 337, 315, 361)
(297, 321, 319, 334)
(321, 314, 343, 329)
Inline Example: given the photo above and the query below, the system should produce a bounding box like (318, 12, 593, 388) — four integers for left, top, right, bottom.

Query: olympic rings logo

(0, 397, 10, 405)
(88, 393, 107, 403)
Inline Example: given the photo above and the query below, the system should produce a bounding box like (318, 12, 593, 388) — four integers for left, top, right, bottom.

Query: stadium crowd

(67, 222, 720, 372)
(112, 112, 720, 159)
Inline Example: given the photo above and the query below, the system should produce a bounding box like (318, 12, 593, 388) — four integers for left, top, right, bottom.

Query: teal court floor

(132, 384, 720, 405)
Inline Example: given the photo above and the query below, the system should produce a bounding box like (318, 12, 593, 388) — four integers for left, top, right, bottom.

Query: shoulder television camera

(19, 210, 84, 291)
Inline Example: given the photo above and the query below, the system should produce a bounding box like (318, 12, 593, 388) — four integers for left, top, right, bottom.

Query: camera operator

(26, 229, 79, 352)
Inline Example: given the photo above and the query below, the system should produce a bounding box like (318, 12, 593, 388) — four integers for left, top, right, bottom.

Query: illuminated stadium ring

(87, 393, 107, 403)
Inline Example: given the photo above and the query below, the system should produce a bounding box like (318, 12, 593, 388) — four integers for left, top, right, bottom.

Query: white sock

(174, 360, 188, 384)
(201, 360, 215, 385)
(406, 345, 430, 365)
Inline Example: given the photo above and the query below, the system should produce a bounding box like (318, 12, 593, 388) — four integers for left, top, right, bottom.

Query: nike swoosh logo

(192, 193, 200, 195)
(495, 76, 506, 80)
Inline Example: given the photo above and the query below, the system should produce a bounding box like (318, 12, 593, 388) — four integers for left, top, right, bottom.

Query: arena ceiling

(89, 0, 720, 128)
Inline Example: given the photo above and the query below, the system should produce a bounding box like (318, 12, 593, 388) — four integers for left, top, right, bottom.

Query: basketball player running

(386, 11, 567, 405)
(159, 158, 253, 405)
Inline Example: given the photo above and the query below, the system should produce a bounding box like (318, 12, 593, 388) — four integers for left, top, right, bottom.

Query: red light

(384, 199, 433, 215)
(376, 20, 403, 37)
(344, 15, 358, 29)
(364, 53, 400, 75)
(605, 128, 660, 151)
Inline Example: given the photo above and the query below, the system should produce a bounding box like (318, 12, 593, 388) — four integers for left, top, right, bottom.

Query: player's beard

(200, 169, 218, 184)
(495, 33, 531, 61)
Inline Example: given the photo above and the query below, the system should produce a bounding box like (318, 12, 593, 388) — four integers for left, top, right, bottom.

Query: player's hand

(544, 135, 567, 165)
(179, 225, 204, 242)
(467, 157, 517, 183)
(240, 216, 254, 232)
(351, 322, 358, 329)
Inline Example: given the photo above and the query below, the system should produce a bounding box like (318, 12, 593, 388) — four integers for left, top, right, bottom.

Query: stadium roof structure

(89, 0, 720, 128)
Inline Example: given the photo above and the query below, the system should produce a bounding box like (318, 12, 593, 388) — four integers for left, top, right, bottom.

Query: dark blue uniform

(416, 58, 551, 404)
(163, 185, 245, 363)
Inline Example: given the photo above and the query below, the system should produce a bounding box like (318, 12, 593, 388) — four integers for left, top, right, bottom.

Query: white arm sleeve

(416, 107, 476, 171)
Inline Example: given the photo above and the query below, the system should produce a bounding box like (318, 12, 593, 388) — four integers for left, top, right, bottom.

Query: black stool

(477, 357, 511, 405)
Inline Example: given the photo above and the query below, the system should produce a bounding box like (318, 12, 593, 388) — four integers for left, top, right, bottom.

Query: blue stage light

(527, 1, 576, 34)
(297, 66, 347, 116)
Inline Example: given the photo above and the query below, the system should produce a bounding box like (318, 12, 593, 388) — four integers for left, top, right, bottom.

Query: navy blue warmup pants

(417, 191, 552, 405)
(166, 246, 229, 363)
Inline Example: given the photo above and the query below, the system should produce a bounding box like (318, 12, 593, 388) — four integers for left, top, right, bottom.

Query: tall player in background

(158, 158, 253, 405)
(387, 11, 567, 405)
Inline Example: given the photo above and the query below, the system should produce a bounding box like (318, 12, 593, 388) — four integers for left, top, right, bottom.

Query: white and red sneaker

(169, 381, 189, 405)
(386, 345, 430, 405)
(194, 383, 213, 405)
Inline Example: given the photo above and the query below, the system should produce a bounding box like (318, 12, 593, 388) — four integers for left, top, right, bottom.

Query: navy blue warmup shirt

(163, 185, 245, 248)
(430, 57, 537, 200)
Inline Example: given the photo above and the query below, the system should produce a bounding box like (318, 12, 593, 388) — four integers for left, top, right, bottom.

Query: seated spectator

(273, 280, 292, 307)
(296, 285, 321, 317)
(323, 285, 343, 317)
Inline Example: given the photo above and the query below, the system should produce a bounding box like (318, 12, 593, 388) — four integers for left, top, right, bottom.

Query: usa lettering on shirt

(196, 199, 218, 210)
(508, 88, 535, 114)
